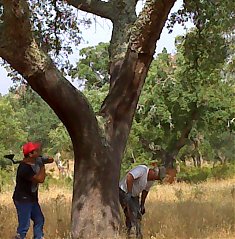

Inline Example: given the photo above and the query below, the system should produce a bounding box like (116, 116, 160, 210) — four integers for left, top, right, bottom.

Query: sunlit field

(0, 179, 234, 239)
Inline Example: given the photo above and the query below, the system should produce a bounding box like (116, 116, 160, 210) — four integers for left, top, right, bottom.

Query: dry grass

(0, 179, 234, 239)
(143, 179, 235, 239)
(0, 186, 72, 239)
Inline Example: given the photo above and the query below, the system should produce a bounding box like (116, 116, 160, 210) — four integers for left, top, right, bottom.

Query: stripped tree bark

(0, 0, 176, 238)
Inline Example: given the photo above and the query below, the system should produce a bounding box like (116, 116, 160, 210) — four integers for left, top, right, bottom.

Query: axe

(3, 154, 22, 164)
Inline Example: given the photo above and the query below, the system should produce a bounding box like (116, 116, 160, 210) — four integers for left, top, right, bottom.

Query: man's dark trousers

(14, 201, 44, 239)
(119, 188, 142, 238)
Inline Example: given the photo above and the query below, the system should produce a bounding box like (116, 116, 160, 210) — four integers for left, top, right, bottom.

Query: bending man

(119, 164, 176, 238)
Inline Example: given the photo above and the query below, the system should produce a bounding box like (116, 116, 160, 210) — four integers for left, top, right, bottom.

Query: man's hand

(44, 156, 54, 163)
(140, 190, 148, 214)
(38, 156, 54, 164)
(140, 204, 145, 215)
(47, 157, 54, 163)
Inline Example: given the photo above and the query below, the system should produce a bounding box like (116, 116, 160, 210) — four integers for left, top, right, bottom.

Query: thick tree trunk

(71, 142, 121, 238)
(164, 109, 199, 167)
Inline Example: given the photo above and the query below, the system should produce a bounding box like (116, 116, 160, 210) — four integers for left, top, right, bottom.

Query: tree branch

(66, 0, 114, 20)
(0, 0, 101, 148)
(100, 0, 176, 147)
(129, 0, 176, 54)
(175, 109, 199, 151)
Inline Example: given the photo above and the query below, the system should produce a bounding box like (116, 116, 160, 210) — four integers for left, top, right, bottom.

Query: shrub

(178, 166, 212, 183)
(211, 163, 235, 180)
(0, 168, 15, 192)
(177, 162, 234, 183)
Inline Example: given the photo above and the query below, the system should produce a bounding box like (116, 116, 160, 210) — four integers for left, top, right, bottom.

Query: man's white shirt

(119, 165, 154, 197)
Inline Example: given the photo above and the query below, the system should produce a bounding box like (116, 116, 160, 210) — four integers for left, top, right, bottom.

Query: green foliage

(8, 88, 60, 149)
(0, 87, 67, 160)
(208, 132, 235, 163)
(83, 83, 109, 113)
(0, 168, 15, 192)
(211, 163, 235, 180)
(130, 42, 234, 161)
(29, 0, 83, 57)
(125, 17, 235, 166)
(48, 123, 72, 154)
(178, 166, 212, 183)
(42, 173, 73, 191)
(169, 0, 235, 34)
(69, 43, 110, 89)
(0, 96, 27, 164)
(178, 163, 235, 183)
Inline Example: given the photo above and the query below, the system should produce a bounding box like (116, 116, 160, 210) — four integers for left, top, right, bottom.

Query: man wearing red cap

(13, 142, 54, 239)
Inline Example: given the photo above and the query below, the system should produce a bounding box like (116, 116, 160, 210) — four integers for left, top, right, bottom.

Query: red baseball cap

(22, 142, 41, 156)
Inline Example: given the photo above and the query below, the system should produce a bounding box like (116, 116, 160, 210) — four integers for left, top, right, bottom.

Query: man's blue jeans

(14, 201, 44, 239)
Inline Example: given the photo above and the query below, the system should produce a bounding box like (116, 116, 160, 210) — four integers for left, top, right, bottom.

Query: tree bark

(0, 0, 176, 238)
(101, 0, 177, 149)
(67, 0, 138, 69)
(71, 145, 121, 238)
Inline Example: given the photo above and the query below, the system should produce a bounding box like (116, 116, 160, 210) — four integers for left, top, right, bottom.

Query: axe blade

(4, 154, 15, 160)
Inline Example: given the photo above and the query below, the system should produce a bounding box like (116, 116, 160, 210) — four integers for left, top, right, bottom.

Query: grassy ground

(0, 179, 234, 239)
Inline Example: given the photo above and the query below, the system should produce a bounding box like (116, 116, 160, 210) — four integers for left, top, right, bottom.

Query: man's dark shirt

(13, 162, 38, 202)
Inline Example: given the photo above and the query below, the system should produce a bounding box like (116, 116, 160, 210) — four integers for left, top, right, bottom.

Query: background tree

(48, 122, 72, 154)
(70, 42, 110, 89)
(72, 40, 234, 170)
(8, 87, 60, 147)
(0, 96, 27, 167)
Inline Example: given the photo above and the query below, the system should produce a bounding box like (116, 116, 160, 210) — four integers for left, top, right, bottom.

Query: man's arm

(141, 190, 149, 205)
(126, 173, 134, 193)
(39, 156, 54, 164)
(32, 165, 46, 183)
(140, 190, 149, 214)
(123, 173, 135, 203)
